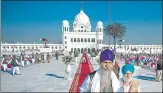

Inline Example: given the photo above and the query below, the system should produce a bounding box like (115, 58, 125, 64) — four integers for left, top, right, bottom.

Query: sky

(1, 1, 162, 44)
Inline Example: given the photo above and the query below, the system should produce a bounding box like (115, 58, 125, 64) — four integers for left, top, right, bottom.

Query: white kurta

(80, 67, 123, 92)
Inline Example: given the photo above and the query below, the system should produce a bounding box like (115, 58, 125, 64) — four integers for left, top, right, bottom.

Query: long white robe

(80, 67, 123, 92)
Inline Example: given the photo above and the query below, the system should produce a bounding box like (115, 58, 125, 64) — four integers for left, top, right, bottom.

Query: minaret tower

(62, 20, 70, 51)
(96, 21, 104, 51)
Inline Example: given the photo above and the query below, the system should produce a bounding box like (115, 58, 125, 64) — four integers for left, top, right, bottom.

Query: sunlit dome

(74, 10, 90, 25)
(97, 21, 103, 26)
(62, 20, 69, 25)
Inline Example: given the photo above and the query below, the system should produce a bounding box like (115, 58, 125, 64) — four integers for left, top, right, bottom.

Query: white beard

(100, 68, 112, 92)
(123, 75, 133, 83)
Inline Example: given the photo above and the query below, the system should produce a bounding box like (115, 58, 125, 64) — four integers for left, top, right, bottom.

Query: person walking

(156, 56, 162, 82)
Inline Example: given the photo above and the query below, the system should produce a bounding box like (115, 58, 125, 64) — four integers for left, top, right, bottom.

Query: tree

(104, 23, 126, 55)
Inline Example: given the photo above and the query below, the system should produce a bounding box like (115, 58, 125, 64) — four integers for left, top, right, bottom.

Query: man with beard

(80, 49, 123, 92)
(121, 64, 140, 92)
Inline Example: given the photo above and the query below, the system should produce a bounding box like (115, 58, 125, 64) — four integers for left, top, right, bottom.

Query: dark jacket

(157, 60, 162, 70)
(11, 58, 19, 67)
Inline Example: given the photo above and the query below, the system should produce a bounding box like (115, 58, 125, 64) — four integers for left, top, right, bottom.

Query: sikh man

(121, 64, 141, 92)
(80, 49, 123, 92)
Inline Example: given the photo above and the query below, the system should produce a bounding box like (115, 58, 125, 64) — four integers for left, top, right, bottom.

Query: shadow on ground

(45, 73, 66, 79)
(134, 75, 156, 81)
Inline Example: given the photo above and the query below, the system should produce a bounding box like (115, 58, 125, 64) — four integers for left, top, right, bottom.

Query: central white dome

(74, 10, 90, 25)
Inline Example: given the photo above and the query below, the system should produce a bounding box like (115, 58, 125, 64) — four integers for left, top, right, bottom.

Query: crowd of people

(1, 49, 162, 92)
(0, 52, 59, 75)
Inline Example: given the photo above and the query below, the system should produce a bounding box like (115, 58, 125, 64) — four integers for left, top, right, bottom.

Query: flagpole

(108, 0, 112, 49)
(81, 1, 83, 10)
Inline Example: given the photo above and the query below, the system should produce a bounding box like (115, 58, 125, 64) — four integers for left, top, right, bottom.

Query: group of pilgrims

(1, 48, 162, 92)
(121, 53, 162, 68)
(0, 52, 60, 75)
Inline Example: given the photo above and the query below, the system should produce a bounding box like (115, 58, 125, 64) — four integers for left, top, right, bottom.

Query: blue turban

(100, 49, 114, 63)
(122, 64, 135, 75)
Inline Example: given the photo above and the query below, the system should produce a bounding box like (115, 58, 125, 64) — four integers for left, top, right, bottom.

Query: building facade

(62, 10, 103, 53)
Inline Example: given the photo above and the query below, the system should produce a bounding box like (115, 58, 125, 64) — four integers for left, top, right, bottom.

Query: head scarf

(122, 64, 135, 75)
(100, 49, 114, 64)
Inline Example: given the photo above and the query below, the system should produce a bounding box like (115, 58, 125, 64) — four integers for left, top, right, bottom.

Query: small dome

(62, 20, 69, 25)
(97, 21, 103, 26)
(74, 10, 90, 25)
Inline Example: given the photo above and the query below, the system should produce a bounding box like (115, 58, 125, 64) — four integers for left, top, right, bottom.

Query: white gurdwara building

(1, 10, 162, 54)
(62, 10, 103, 53)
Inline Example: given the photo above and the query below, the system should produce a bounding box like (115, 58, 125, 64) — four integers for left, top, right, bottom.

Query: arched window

(88, 48, 90, 53)
(77, 38, 80, 42)
(81, 48, 83, 53)
(84, 38, 87, 42)
(67, 27, 68, 31)
(74, 38, 76, 42)
(97, 40, 99, 44)
(81, 38, 83, 42)
(91, 38, 95, 42)
(78, 48, 80, 52)
(71, 38, 73, 42)
(55, 46, 57, 49)
(65, 36, 67, 39)
(65, 27, 66, 31)
(78, 30, 80, 32)
(81, 30, 83, 32)
(100, 40, 102, 44)
(88, 38, 90, 42)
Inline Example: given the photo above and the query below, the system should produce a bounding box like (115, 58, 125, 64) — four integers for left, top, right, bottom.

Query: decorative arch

(84, 38, 87, 42)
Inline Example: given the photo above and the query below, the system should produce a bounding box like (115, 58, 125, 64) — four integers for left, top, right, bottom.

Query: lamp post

(118, 39, 125, 48)
(118, 39, 125, 55)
